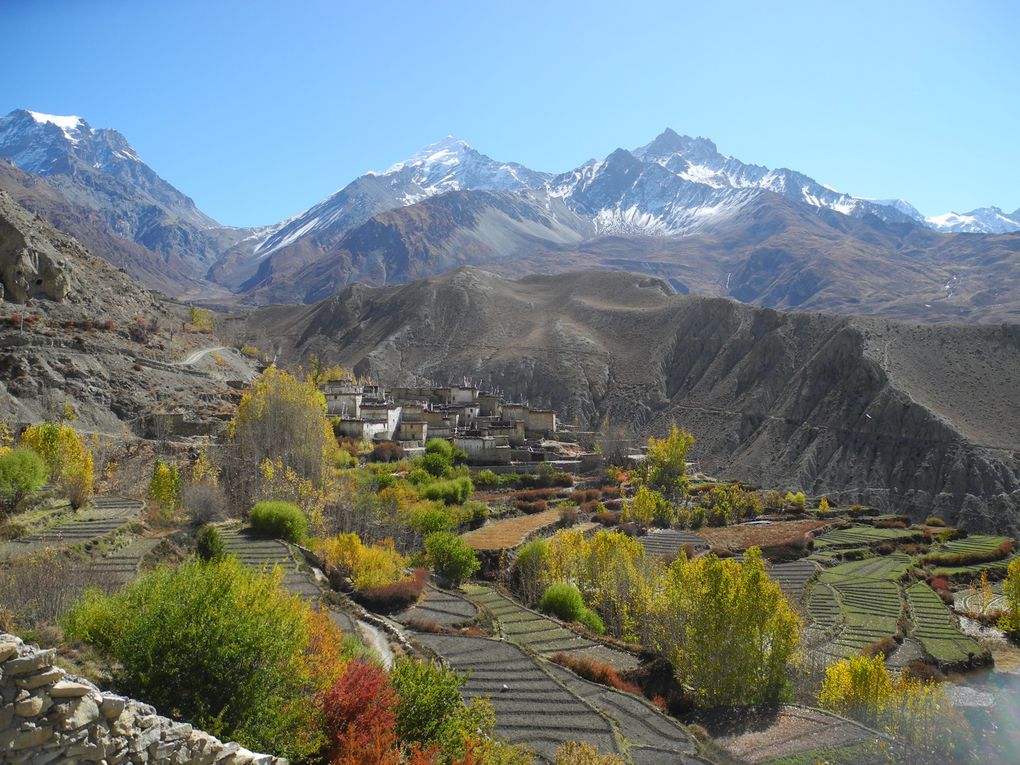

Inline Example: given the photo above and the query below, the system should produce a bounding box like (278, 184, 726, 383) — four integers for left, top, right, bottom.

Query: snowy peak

(378, 135, 549, 200)
(0, 108, 143, 176)
(924, 207, 1020, 234)
(26, 111, 89, 144)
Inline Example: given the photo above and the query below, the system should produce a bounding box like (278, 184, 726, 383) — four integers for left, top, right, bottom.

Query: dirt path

(172, 345, 227, 366)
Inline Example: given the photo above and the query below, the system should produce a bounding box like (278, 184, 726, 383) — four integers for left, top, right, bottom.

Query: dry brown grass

(461, 508, 563, 551)
(696, 519, 833, 551)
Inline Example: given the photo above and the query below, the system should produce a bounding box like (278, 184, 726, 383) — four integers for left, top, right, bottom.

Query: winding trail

(172, 345, 227, 366)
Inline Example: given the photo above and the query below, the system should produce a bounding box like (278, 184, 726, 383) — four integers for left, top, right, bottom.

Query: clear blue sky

(3, 0, 1018, 226)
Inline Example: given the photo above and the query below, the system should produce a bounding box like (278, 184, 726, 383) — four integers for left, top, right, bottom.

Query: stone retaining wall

(0, 632, 286, 765)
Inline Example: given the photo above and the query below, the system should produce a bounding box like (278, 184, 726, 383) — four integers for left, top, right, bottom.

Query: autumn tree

(999, 558, 1020, 636)
(20, 421, 94, 507)
(225, 366, 338, 509)
(648, 547, 800, 706)
(149, 460, 181, 519)
(638, 423, 695, 501)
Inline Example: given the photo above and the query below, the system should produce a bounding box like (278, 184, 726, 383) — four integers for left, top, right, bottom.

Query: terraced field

(397, 584, 478, 627)
(464, 585, 640, 670)
(90, 535, 164, 584)
(0, 496, 144, 560)
(768, 559, 820, 600)
(932, 558, 1013, 579)
(812, 526, 922, 549)
(804, 582, 842, 644)
(461, 509, 564, 551)
(906, 583, 988, 666)
(710, 705, 884, 765)
(935, 534, 1012, 556)
(219, 527, 322, 599)
(639, 529, 709, 558)
(414, 632, 621, 762)
(544, 663, 708, 765)
(812, 556, 911, 659)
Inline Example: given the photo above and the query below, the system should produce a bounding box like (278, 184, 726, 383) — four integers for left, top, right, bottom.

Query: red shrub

(593, 511, 619, 526)
(319, 660, 400, 765)
(353, 568, 428, 613)
(515, 488, 559, 501)
(550, 652, 641, 694)
(370, 441, 406, 463)
(602, 499, 623, 512)
(515, 499, 548, 514)
(571, 489, 600, 503)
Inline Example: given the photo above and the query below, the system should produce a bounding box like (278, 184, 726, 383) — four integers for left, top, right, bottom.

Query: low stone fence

(0, 632, 286, 765)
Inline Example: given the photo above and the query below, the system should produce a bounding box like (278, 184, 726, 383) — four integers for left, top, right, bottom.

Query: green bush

(250, 500, 307, 543)
(420, 476, 474, 505)
(420, 452, 452, 478)
(62, 558, 313, 757)
(577, 607, 606, 635)
(391, 657, 494, 758)
(473, 469, 500, 487)
(425, 438, 455, 460)
(407, 467, 432, 485)
(0, 447, 49, 510)
(195, 524, 226, 561)
(540, 582, 586, 621)
(424, 531, 480, 585)
(408, 506, 454, 535)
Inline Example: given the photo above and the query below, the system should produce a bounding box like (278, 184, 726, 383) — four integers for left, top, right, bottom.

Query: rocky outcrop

(0, 193, 69, 303)
(0, 632, 285, 765)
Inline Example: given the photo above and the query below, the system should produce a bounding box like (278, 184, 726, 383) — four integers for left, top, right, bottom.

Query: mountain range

(1, 108, 1019, 321)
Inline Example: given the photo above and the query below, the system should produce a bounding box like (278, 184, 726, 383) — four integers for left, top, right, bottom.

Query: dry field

(697, 519, 834, 551)
(461, 509, 563, 551)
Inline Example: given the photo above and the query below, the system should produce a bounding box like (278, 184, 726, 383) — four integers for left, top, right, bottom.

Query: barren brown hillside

(238, 268, 1020, 532)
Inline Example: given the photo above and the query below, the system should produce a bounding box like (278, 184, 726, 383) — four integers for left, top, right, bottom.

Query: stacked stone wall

(0, 632, 286, 765)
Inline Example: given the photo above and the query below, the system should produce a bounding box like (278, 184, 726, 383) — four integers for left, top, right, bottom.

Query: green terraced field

(813, 526, 922, 549)
(932, 558, 1013, 579)
(822, 553, 914, 581)
(906, 582, 988, 666)
(806, 582, 842, 632)
(823, 578, 902, 657)
(936, 534, 1012, 555)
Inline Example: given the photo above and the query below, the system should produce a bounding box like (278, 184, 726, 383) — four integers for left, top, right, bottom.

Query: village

(322, 379, 602, 473)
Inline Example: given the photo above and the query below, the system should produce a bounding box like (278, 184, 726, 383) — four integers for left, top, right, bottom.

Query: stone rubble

(0, 632, 287, 765)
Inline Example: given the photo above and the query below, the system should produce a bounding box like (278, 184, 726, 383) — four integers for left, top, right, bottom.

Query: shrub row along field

(460, 508, 564, 551)
(812, 526, 922, 550)
(906, 582, 988, 666)
(464, 584, 639, 670)
(922, 534, 1014, 567)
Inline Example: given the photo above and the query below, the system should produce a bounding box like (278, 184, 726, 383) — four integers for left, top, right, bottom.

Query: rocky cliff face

(238, 268, 1020, 532)
(0, 191, 254, 432)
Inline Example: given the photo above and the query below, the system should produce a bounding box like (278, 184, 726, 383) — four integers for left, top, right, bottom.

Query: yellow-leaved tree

(21, 421, 94, 507)
(999, 558, 1020, 636)
(149, 460, 181, 520)
(225, 367, 338, 515)
(648, 547, 801, 707)
(639, 423, 695, 501)
(819, 652, 961, 759)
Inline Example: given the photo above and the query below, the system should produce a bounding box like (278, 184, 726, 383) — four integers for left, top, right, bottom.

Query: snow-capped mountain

(923, 207, 1020, 234)
(241, 137, 549, 265)
(0, 109, 248, 275)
